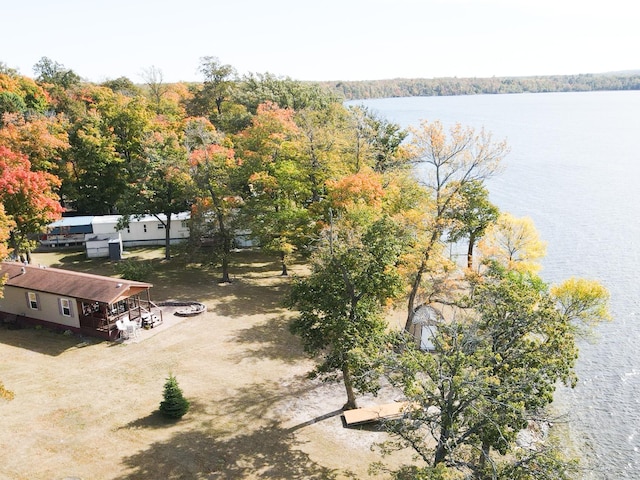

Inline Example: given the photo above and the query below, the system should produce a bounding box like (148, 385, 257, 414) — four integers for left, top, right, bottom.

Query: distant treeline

(317, 73, 640, 100)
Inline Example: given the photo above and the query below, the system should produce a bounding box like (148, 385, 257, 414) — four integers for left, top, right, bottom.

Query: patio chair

(125, 320, 139, 339)
(115, 319, 129, 339)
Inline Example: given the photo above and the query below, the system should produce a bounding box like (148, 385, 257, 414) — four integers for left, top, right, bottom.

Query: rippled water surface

(350, 91, 640, 478)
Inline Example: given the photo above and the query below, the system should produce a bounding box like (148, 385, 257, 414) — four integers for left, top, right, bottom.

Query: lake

(349, 91, 640, 479)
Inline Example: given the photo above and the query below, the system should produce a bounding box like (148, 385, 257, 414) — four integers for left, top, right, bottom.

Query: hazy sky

(2, 0, 635, 83)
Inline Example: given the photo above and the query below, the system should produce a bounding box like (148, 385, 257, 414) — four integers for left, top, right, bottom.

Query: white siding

(91, 214, 190, 246)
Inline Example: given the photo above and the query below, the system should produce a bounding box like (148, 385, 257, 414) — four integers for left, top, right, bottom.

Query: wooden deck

(342, 402, 409, 426)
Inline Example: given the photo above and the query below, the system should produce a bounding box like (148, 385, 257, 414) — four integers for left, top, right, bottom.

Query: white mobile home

(41, 213, 191, 254)
(90, 213, 191, 247)
(39, 216, 95, 247)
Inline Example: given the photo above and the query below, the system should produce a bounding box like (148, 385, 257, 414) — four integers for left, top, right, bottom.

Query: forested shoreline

(318, 72, 640, 100)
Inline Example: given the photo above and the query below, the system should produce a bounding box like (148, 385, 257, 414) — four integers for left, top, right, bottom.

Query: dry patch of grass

(0, 247, 413, 479)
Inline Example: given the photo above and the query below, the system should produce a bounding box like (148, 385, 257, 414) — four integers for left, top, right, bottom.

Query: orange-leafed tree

(0, 113, 69, 173)
(187, 118, 242, 283)
(327, 169, 385, 211)
(235, 102, 312, 275)
(0, 200, 14, 402)
(0, 202, 14, 262)
(0, 146, 63, 263)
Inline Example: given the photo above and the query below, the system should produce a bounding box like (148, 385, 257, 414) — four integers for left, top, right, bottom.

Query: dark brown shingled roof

(0, 262, 152, 305)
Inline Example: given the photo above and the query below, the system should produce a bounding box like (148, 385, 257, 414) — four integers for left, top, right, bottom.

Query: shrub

(0, 381, 14, 401)
(116, 259, 154, 281)
(159, 374, 189, 419)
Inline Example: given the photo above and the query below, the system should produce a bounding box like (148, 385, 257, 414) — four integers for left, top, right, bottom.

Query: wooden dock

(342, 402, 409, 426)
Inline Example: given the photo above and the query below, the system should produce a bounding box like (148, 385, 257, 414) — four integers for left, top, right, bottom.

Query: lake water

(349, 91, 640, 479)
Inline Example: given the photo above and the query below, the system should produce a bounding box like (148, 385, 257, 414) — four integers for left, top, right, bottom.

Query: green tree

(118, 120, 192, 260)
(386, 265, 609, 479)
(159, 374, 189, 419)
(187, 56, 237, 126)
(0, 91, 26, 119)
(288, 214, 408, 409)
(346, 105, 409, 174)
(101, 76, 142, 97)
(63, 85, 152, 213)
(444, 180, 499, 269)
(236, 72, 339, 113)
(33, 57, 81, 89)
(65, 106, 126, 213)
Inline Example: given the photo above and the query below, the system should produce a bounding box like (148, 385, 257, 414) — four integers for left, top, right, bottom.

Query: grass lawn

(0, 247, 413, 479)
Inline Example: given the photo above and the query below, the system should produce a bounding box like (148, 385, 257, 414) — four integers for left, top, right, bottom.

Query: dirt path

(0, 251, 413, 479)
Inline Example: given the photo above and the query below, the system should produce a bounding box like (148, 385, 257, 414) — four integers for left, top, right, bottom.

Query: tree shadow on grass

(115, 380, 357, 479)
(119, 400, 209, 430)
(114, 421, 351, 480)
(47, 251, 119, 276)
(0, 326, 96, 356)
(207, 277, 290, 318)
(229, 314, 306, 364)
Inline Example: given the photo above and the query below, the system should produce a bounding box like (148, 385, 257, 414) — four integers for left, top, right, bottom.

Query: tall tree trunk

(209, 187, 232, 283)
(220, 232, 232, 283)
(405, 260, 426, 331)
(280, 251, 288, 276)
(434, 410, 453, 466)
(405, 229, 441, 332)
(164, 213, 172, 260)
(342, 363, 358, 410)
(476, 441, 492, 479)
(467, 231, 476, 269)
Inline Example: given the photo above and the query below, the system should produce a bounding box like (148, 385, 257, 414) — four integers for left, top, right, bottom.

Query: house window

(59, 298, 72, 317)
(27, 292, 39, 310)
(127, 227, 130, 233)
(157, 223, 165, 229)
(181, 221, 188, 228)
(143, 224, 147, 233)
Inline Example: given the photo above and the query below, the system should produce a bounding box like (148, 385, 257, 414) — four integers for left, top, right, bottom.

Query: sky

(1, 0, 636, 84)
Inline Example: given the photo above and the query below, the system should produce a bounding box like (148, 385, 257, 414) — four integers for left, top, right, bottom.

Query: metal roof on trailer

(90, 212, 191, 224)
(47, 216, 95, 228)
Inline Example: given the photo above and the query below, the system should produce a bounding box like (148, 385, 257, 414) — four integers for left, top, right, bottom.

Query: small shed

(411, 304, 443, 352)
(85, 233, 123, 259)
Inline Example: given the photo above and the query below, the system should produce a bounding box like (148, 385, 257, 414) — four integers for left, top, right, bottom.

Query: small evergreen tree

(159, 374, 189, 419)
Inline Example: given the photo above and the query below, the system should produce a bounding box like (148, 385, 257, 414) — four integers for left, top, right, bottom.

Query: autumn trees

(0, 146, 63, 263)
(403, 120, 508, 331)
(0, 58, 612, 478)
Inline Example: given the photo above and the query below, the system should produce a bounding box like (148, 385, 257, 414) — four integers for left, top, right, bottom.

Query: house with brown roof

(0, 262, 161, 341)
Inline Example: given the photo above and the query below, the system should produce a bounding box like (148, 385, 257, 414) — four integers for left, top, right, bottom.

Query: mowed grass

(0, 246, 412, 479)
